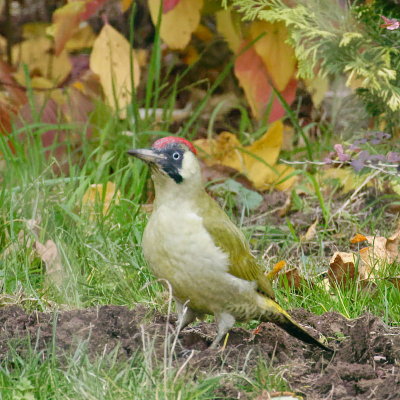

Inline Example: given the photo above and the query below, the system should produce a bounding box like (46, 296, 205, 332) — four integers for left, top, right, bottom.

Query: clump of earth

(0, 305, 399, 399)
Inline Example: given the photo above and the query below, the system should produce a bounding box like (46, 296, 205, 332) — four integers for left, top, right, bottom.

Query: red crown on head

(152, 136, 197, 155)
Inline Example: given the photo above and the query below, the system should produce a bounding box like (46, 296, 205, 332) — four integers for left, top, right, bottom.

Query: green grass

(1, 13, 400, 398)
(1, 100, 400, 396)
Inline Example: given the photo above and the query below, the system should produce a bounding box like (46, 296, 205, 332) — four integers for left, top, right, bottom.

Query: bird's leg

(175, 300, 197, 334)
(209, 312, 236, 349)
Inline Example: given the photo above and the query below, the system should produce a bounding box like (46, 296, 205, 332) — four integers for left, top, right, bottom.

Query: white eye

(172, 152, 180, 160)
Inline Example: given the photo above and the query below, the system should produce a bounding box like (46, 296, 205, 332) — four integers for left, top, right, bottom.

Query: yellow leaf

(249, 20, 296, 91)
(193, 24, 213, 42)
(66, 23, 96, 52)
(304, 76, 329, 107)
(300, 218, 318, 242)
(90, 24, 140, 116)
(82, 182, 121, 218)
(120, 0, 133, 12)
(12, 37, 72, 87)
(148, 0, 203, 50)
(50, 1, 86, 55)
(28, 77, 55, 90)
(22, 22, 50, 39)
(322, 167, 371, 194)
(195, 121, 296, 191)
(216, 8, 241, 53)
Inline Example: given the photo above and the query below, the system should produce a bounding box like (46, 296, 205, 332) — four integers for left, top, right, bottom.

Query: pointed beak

(127, 148, 165, 164)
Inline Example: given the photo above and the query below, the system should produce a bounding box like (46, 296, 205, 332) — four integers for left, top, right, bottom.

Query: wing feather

(199, 194, 275, 300)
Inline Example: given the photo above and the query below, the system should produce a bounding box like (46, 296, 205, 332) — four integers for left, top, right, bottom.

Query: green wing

(199, 194, 275, 300)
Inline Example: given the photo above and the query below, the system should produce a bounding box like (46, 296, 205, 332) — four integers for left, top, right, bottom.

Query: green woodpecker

(128, 137, 332, 352)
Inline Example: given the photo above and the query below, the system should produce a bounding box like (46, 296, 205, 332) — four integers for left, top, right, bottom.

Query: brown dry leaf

(82, 182, 121, 218)
(265, 260, 286, 281)
(249, 21, 296, 91)
(279, 267, 305, 290)
(278, 194, 292, 217)
(350, 233, 368, 244)
(90, 23, 140, 116)
(328, 251, 367, 287)
(12, 37, 72, 87)
(301, 218, 318, 242)
(360, 228, 400, 274)
(194, 121, 297, 191)
(148, 0, 203, 50)
(35, 239, 66, 288)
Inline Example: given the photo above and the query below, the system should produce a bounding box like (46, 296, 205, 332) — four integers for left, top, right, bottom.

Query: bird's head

(128, 136, 202, 195)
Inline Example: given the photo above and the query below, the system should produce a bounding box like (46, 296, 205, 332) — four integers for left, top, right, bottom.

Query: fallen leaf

(234, 42, 272, 120)
(199, 160, 254, 190)
(35, 239, 66, 288)
(350, 233, 368, 244)
(22, 22, 50, 39)
(65, 23, 96, 52)
(148, 0, 203, 50)
(360, 228, 400, 274)
(265, 260, 286, 281)
(120, 0, 133, 12)
(82, 182, 121, 218)
(300, 218, 318, 242)
(234, 42, 297, 121)
(50, 0, 108, 55)
(279, 267, 305, 290)
(277, 194, 291, 217)
(216, 8, 242, 53)
(328, 251, 367, 287)
(304, 75, 329, 107)
(249, 20, 296, 91)
(12, 37, 72, 87)
(194, 121, 297, 191)
(90, 23, 140, 116)
(210, 179, 263, 210)
(322, 167, 372, 194)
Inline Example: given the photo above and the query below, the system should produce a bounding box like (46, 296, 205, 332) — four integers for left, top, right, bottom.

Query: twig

(280, 158, 400, 177)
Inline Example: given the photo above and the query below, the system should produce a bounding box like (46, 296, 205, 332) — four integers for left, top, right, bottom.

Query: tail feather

(261, 298, 333, 353)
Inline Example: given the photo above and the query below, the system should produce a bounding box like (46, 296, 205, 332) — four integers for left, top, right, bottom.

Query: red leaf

(269, 78, 297, 122)
(0, 60, 27, 105)
(234, 43, 272, 120)
(163, 0, 181, 13)
(81, 0, 109, 20)
(234, 42, 297, 122)
(53, 0, 108, 55)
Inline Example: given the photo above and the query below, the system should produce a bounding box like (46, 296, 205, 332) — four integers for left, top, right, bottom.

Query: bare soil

(0, 305, 399, 399)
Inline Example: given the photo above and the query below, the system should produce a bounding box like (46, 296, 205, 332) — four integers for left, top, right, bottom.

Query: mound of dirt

(0, 305, 399, 399)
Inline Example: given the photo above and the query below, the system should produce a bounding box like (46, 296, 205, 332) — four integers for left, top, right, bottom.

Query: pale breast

(141, 204, 259, 317)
